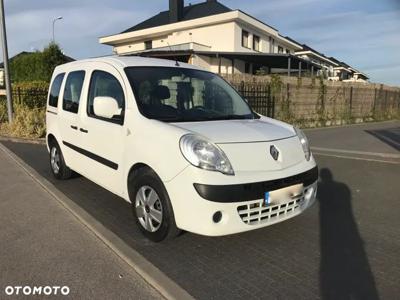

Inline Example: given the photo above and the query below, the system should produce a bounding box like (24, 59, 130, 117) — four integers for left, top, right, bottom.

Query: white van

(46, 56, 318, 242)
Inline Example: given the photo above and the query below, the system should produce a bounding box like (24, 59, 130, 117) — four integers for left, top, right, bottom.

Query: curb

(0, 142, 194, 300)
(0, 135, 46, 145)
(303, 119, 399, 131)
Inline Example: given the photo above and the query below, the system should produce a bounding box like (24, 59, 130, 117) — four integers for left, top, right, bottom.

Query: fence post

(349, 86, 353, 120)
(373, 87, 377, 118)
(17, 87, 21, 106)
(271, 88, 275, 118)
(267, 85, 273, 117)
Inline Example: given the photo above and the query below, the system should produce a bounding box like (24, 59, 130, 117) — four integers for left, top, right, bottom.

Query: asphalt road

(1, 120, 400, 299)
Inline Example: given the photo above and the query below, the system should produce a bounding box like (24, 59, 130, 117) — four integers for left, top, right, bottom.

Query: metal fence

(232, 81, 275, 117)
(12, 87, 48, 108)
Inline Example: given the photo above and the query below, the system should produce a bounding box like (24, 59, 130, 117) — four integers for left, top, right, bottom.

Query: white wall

(114, 22, 237, 55)
(113, 19, 298, 56)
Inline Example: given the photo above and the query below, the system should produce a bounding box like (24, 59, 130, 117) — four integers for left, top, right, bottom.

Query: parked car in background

(46, 56, 318, 242)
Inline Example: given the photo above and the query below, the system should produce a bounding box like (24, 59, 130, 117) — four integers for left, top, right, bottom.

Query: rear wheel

(49, 141, 72, 180)
(129, 168, 180, 242)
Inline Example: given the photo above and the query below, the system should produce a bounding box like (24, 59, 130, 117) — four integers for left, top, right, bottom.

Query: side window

(63, 71, 85, 114)
(48, 73, 65, 107)
(87, 70, 125, 123)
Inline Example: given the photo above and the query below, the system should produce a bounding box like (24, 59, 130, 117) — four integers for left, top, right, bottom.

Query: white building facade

(99, 0, 316, 76)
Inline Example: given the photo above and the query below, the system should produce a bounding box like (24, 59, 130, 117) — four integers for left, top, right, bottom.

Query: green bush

(0, 98, 7, 123)
(10, 43, 71, 83)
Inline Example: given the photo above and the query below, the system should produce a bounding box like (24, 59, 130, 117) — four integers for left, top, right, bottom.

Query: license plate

(264, 192, 270, 206)
(264, 184, 304, 207)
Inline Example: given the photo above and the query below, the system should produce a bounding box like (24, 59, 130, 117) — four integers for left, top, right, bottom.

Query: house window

(144, 40, 152, 50)
(269, 37, 275, 53)
(253, 35, 260, 51)
(278, 46, 284, 53)
(242, 30, 249, 48)
(286, 49, 290, 54)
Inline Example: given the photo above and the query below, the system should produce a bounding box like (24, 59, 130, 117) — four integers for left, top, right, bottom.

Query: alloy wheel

(50, 146, 60, 174)
(135, 186, 163, 232)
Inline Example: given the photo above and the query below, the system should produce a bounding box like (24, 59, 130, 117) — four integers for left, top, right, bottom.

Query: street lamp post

(0, 0, 12, 122)
(52, 16, 63, 43)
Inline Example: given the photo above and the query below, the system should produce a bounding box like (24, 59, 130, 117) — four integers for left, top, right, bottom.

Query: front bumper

(165, 165, 318, 236)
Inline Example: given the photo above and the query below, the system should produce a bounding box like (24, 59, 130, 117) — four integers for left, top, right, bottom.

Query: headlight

(294, 127, 311, 161)
(180, 134, 234, 175)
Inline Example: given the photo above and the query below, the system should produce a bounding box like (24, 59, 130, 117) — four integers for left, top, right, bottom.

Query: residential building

(99, 0, 320, 76)
(327, 57, 369, 82)
(293, 43, 338, 78)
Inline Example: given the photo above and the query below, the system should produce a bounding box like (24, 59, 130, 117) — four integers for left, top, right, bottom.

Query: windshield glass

(125, 67, 257, 122)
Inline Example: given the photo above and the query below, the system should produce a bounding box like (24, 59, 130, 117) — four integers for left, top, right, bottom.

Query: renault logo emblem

(270, 145, 279, 161)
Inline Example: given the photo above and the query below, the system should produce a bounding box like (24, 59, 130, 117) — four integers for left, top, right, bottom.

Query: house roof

(0, 51, 31, 68)
(121, 1, 232, 33)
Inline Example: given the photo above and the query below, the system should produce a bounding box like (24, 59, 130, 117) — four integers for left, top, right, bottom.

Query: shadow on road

(318, 168, 379, 300)
(365, 127, 400, 151)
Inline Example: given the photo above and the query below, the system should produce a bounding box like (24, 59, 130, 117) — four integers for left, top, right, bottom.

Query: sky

(2, 0, 400, 86)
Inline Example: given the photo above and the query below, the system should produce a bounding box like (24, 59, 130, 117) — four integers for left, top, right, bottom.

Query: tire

(129, 168, 180, 242)
(49, 141, 73, 180)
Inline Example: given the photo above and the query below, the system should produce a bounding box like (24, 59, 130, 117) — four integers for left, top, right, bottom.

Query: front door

(78, 63, 127, 196)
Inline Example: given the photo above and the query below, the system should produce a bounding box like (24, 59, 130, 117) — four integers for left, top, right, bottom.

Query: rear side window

(87, 70, 125, 123)
(48, 73, 65, 107)
(63, 71, 85, 114)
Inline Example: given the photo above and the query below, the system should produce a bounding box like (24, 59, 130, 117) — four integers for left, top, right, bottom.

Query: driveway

(1, 120, 399, 299)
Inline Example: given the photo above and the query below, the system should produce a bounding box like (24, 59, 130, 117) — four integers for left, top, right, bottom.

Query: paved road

(0, 147, 162, 299)
(1, 121, 400, 299)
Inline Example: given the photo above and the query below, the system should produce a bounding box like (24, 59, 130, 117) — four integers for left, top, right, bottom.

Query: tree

(9, 43, 72, 82)
(41, 43, 69, 81)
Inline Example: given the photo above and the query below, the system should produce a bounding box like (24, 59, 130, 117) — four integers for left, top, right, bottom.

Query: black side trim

(62, 141, 118, 170)
(194, 166, 318, 203)
(46, 110, 57, 115)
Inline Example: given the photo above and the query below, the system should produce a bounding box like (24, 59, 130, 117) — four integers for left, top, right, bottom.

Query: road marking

(311, 146, 400, 159)
(313, 152, 400, 164)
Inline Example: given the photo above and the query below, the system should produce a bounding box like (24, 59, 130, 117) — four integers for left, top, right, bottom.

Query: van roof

(58, 55, 201, 70)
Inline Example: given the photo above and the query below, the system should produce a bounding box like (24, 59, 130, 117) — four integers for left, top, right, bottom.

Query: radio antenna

(161, 39, 180, 66)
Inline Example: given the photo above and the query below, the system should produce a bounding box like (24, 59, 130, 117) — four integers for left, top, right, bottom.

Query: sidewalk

(0, 148, 162, 299)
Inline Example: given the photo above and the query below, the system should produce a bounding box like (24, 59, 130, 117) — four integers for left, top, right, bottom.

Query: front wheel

(129, 168, 180, 242)
(49, 141, 72, 180)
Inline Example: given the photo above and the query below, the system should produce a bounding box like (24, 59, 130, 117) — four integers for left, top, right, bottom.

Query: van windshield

(125, 67, 257, 122)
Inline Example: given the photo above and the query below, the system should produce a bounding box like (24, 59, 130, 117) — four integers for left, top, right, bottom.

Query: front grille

(237, 187, 310, 225)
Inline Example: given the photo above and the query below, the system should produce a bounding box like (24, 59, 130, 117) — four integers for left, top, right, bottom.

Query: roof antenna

(161, 39, 180, 66)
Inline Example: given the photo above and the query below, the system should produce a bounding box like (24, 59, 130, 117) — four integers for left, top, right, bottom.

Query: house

(327, 57, 369, 82)
(293, 43, 339, 79)
(99, 0, 321, 76)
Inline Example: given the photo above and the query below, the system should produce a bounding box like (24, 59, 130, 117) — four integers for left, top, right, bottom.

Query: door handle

(70, 125, 78, 130)
(80, 128, 88, 133)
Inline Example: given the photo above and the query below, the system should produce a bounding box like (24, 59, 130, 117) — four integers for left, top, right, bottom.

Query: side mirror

(93, 96, 121, 119)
